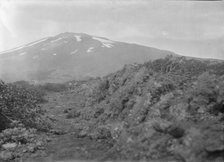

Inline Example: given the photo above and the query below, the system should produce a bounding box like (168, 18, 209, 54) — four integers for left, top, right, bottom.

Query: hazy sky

(0, 0, 224, 59)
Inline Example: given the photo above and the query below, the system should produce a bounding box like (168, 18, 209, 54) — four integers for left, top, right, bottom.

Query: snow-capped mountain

(0, 32, 177, 83)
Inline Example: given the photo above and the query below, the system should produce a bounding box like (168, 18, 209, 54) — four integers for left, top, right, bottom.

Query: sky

(0, 0, 224, 59)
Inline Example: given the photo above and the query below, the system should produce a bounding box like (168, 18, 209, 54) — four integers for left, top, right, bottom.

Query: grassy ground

(14, 57, 224, 162)
(21, 91, 113, 162)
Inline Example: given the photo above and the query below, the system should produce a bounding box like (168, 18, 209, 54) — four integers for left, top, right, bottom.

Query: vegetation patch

(68, 56, 224, 162)
(0, 81, 51, 161)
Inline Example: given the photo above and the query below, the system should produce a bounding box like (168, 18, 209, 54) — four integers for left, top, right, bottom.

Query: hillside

(64, 56, 224, 162)
(0, 56, 224, 161)
(0, 32, 177, 83)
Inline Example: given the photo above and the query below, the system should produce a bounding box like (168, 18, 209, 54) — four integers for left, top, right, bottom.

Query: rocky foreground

(0, 56, 224, 162)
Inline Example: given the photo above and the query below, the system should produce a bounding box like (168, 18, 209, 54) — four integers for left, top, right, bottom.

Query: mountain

(0, 32, 177, 83)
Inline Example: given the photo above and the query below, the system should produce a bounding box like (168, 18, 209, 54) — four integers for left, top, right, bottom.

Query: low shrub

(0, 80, 50, 131)
(73, 57, 224, 162)
(40, 83, 68, 92)
(12, 80, 47, 103)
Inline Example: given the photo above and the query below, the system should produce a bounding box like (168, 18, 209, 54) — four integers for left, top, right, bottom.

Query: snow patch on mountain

(26, 38, 48, 47)
(74, 35, 82, 42)
(51, 38, 63, 43)
(92, 37, 114, 48)
(0, 45, 26, 54)
(0, 38, 48, 55)
(101, 44, 113, 48)
(87, 47, 94, 53)
(71, 49, 78, 55)
(19, 52, 26, 56)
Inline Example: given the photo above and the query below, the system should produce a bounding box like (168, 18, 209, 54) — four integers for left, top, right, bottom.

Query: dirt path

(23, 91, 112, 162)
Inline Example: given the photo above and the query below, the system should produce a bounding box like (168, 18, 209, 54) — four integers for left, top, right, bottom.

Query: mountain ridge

(0, 32, 178, 83)
(0, 32, 177, 56)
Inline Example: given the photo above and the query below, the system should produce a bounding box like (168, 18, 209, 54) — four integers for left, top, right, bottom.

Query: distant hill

(0, 32, 177, 83)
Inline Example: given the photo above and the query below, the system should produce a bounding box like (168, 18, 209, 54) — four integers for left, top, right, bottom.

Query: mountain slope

(65, 56, 224, 162)
(0, 32, 177, 83)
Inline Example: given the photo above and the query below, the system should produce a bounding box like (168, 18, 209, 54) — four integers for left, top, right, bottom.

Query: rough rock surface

(65, 56, 224, 162)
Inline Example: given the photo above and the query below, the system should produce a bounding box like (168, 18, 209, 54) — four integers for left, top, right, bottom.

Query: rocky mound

(68, 56, 224, 162)
(0, 81, 51, 161)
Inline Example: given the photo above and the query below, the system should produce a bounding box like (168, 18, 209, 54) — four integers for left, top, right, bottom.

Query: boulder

(2, 143, 17, 150)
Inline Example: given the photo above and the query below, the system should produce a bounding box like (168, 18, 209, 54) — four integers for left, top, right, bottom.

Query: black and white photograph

(0, 0, 224, 161)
